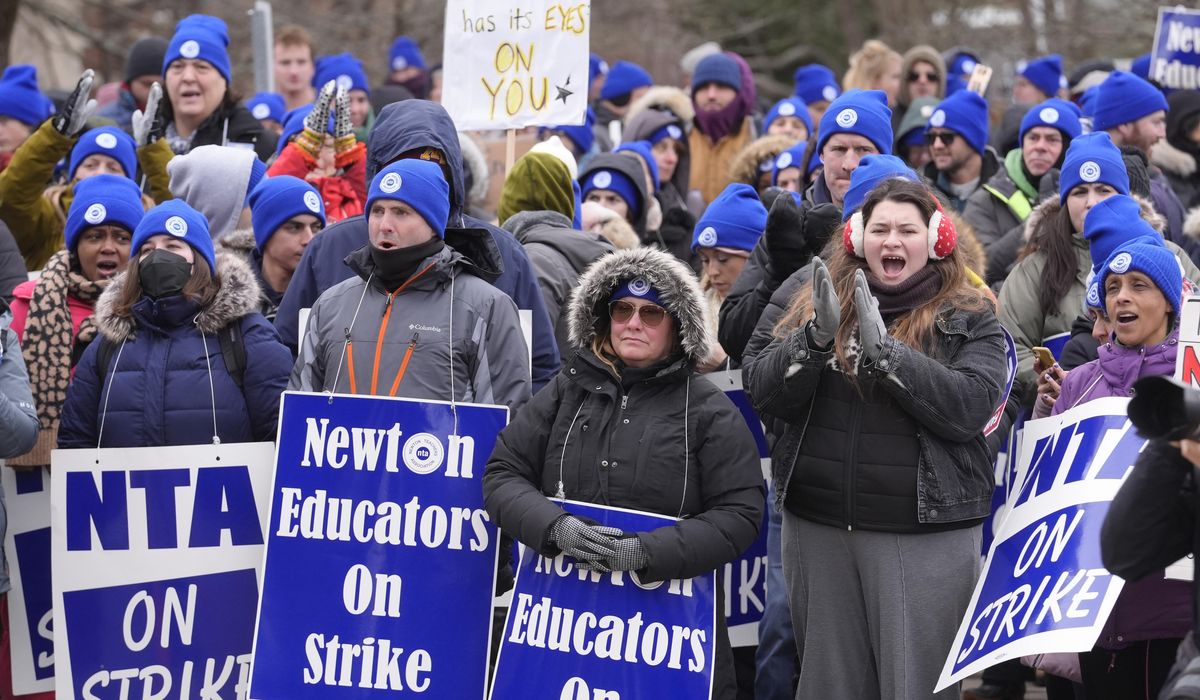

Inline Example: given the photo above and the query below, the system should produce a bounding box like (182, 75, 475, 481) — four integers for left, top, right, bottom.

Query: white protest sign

(3, 467, 54, 694)
(51, 442, 274, 700)
(441, 0, 590, 130)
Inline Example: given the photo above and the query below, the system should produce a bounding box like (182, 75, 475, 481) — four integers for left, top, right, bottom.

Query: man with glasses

(922, 90, 1001, 214)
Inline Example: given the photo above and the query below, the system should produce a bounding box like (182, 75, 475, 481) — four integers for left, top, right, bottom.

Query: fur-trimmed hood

(94, 252, 263, 342)
(216, 228, 256, 258)
(625, 86, 695, 126)
(1151, 138, 1197, 180)
(1186, 207, 1200, 241)
(567, 247, 712, 362)
(624, 106, 692, 197)
(946, 210, 988, 280)
(1023, 192, 1166, 242)
(728, 134, 797, 189)
(899, 45, 947, 108)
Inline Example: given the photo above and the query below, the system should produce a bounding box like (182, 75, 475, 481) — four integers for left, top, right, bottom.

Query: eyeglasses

(609, 300, 668, 327)
(908, 71, 938, 82)
(924, 131, 958, 146)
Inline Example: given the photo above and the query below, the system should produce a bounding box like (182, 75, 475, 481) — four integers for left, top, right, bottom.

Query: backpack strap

(218, 322, 247, 389)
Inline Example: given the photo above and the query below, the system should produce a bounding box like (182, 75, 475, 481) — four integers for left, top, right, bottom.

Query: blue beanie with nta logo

(692, 183, 766, 252)
(131, 199, 216, 275)
(366, 159, 451, 238)
(163, 14, 232, 83)
(65, 175, 145, 252)
(249, 175, 326, 252)
(816, 89, 893, 156)
(1059, 132, 1129, 204)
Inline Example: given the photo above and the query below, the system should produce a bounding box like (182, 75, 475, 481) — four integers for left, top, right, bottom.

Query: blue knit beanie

(69, 127, 138, 180)
(947, 51, 981, 78)
(0, 65, 54, 126)
(840, 154, 921, 222)
(927, 91, 989, 154)
(1098, 238, 1182, 322)
(1083, 194, 1159, 274)
(65, 175, 145, 252)
(648, 123, 685, 146)
(540, 107, 596, 154)
(1130, 54, 1152, 83)
(247, 92, 285, 123)
(244, 158, 266, 207)
(793, 64, 840, 105)
(131, 199, 216, 275)
(764, 97, 814, 135)
(817, 89, 893, 156)
(1018, 54, 1065, 99)
(691, 54, 741, 93)
(601, 61, 653, 101)
(610, 277, 663, 306)
(367, 159, 451, 237)
(1091, 71, 1169, 132)
(590, 54, 609, 83)
(771, 142, 809, 185)
(581, 167, 642, 220)
(1019, 98, 1082, 145)
(945, 74, 968, 96)
(615, 141, 660, 191)
(389, 36, 426, 72)
(1060, 132, 1129, 204)
(163, 14, 231, 83)
(692, 183, 767, 252)
(314, 53, 370, 95)
(248, 175, 326, 251)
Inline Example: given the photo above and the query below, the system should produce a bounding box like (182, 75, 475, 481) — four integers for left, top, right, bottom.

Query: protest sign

(491, 500, 717, 700)
(3, 467, 54, 694)
(1151, 7, 1200, 90)
(51, 442, 274, 700)
(936, 397, 1140, 691)
(249, 392, 507, 699)
(1175, 295, 1200, 387)
(441, 0, 591, 131)
(704, 370, 768, 647)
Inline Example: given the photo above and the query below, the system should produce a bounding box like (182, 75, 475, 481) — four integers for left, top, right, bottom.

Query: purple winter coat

(1052, 329, 1190, 648)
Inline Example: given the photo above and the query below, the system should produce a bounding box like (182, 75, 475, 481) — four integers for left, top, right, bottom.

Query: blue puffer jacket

(58, 253, 292, 448)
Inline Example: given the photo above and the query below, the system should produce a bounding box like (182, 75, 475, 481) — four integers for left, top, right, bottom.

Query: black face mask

(370, 237, 444, 291)
(138, 249, 193, 299)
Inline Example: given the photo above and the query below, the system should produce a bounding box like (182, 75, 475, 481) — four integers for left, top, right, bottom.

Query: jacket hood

(594, 210, 640, 251)
(216, 228, 256, 257)
(94, 251, 262, 342)
(567, 247, 713, 362)
(1185, 207, 1200, 241)
(1024, 192, 1166, 242)
(729, 134, 796, 188)
(580, 152, 651, 235)
(899, 46, 947, 108)
(367, 100, 467, 225)
(505, 210, 614, 270)
(167, 145, 258, 240)
(1151, 138, 1197, 180)
(458, 132, 491, 210)
(624, 107, 692, 196)
(626, 86, 695, 125)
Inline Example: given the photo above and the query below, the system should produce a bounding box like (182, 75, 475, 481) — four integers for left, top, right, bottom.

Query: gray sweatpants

(781, 513, 981, 700)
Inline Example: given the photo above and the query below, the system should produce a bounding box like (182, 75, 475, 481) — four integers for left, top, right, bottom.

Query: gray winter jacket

(0, 299, 38, 596)
(289, 232, 532, 411)
(504, 210, 614, 359)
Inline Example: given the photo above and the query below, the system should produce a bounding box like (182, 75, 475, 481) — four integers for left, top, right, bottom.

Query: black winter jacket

(174, 103, 278, 163)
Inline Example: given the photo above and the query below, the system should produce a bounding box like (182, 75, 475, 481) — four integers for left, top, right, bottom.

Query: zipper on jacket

(621, 394, 628, 410)
(366, 264, 434, 395)
(387, 333, 419, 397)
(844, 397, 863, 531)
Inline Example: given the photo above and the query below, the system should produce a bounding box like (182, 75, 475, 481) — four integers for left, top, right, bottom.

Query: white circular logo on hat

(667, 125, 682, 140)
(84, 203, 106, 224)
(835, 108, 858, 128)
(303, 190, 321, 213)
(698, 226, 718, 247)
(379, 172, 402, 194)
(929, 109, 947, 128)
(251, 104, 270, 120)
(1109, 252, 1132, 274)
(776, 152, 793, 169)
(1059, 75, 1068, 89)
(336, 74, 354, 91)
(1079, 160, 1101, 183)
(822, 85, 838, 102)
(778, 102, 797, 116)
(164, 215, 188, 237)
(1016, 60, 1029, 73)
(392, 56, 408, 71)
(599, 60, 609, 74)
(962, 59, 977, 73)
(95, 132, 118, 149)
(1039, 107, 1060, 124)
(920, 104, 934, 118)
(1086, 282, 1101, 307)
(592, 171, 612, 189)
(179, 40, 200, 59)
(628, 277, 650, 296)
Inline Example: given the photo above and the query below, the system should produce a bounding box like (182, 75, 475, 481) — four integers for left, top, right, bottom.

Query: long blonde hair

(774, 180, 988, 372)
(843, 40, 902, 94)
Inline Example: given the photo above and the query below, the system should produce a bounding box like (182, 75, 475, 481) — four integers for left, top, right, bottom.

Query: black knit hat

(125, 37, 168, 83)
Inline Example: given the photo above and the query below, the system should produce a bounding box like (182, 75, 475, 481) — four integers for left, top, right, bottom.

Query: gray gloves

(576, 535, 650, 573)
(131, 82, 163, 147)
(808, 257, 840, 348)
(549, 515, 621, 563)
(54, 70, 97, 137)
(853, 270, 889, 364)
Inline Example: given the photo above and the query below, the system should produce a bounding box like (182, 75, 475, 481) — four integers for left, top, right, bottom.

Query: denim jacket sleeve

(743, 322, 833, 421)
(867, 307, 1006, 443)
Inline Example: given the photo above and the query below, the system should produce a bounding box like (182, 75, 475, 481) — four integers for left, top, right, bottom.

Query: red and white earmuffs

(842, 198, 958, 260)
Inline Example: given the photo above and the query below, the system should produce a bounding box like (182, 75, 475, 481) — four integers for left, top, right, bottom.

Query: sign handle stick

(505, 129, 517, 177)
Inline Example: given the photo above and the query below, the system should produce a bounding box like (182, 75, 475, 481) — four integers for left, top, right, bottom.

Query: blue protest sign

(936, 397, 1140, 691)
(3, 467, 54, 694)
(1151, 7, 1200, 90)
(490, 500, 717, 700)
(249, 392, 508, 699)
(51, 442, 275, 700)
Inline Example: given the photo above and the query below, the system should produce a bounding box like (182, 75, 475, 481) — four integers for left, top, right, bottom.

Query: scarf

(370, 237, 445, 292)
(694, 99, 746, 144)
(11, 250, 106, 466)
(867, 265, 942, 319)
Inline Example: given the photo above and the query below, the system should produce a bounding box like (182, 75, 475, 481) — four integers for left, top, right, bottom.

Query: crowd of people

(0, 12, 1199, 700)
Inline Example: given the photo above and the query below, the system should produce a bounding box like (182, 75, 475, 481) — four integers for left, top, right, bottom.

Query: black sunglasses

(924, 131, 958, 146)
(907, 70, 938, 82)
(609, 300, 668, 327)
